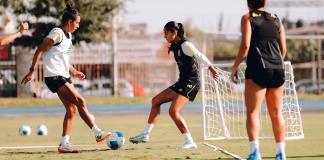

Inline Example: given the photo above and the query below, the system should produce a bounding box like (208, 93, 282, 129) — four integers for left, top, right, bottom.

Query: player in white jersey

(21, 1, 111, 153)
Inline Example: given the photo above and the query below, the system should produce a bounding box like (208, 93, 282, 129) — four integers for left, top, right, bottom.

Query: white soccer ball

(107, 131, 125, 150)
(19, 125, 31, 136)
(37, 124, 48, 136)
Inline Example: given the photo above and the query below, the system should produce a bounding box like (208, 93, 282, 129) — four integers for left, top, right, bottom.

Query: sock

(91, 124, 102, 136)
(249, 140, 259, 153)
(143, 123, 154, 134)
(276, 142, 285, 154)
(183, 132, 194, 143)
(60, 135, 70, 145)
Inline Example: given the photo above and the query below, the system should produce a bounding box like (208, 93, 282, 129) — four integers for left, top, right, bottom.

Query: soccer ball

(19, 125, 31, 136)
(37, 124, 48, 136)
(107, 131, 125, 150)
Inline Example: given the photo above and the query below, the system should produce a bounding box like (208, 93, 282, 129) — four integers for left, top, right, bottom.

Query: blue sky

(124, 0, 324, 34)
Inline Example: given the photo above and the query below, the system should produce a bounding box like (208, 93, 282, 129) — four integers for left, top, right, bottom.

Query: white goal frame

(201, 61, 304, 140)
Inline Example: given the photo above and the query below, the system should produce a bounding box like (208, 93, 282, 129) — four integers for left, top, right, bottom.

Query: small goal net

(201, 61, 304, 140)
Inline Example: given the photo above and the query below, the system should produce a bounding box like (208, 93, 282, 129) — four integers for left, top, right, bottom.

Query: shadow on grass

(6, 148, 109, 155)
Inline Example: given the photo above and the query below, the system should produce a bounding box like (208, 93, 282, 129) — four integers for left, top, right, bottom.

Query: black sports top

(170, 40, 199, 81)
(246, 10, 284, 69)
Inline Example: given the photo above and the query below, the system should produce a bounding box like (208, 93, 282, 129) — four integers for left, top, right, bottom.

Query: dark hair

(164, 21, 185, 40)
(247, 0, 265, 10)
(61, 1, 80, 25)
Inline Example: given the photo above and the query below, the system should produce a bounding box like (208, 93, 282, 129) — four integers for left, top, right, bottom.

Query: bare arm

(0, 22, 28, 46)
(69, 64, 86, 80)
(21, 38, 54, 84)
(231, 14, 252, 83)
(278, 25, 287, 59)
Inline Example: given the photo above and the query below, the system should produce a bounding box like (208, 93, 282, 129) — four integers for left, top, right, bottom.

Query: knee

(66, 107, 77, 117)
(269, 111, 283, 120)
(246, 110, 259, 118)
(76, 96, 86, 107)
(168, 108, 178, 118)
(152, 96, 161, 107)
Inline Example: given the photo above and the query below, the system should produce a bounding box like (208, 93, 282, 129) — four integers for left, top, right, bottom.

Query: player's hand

(231, 67, 239, 84)
(72, 70, 86, 80)
(208, 66, 218, 80)
(18, 22, 29, 34)
(21, 72, 34, 85)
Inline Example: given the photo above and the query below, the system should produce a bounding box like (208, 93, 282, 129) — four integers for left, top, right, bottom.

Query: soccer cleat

(247, 149, 262, 160)
(182, 141, 198, 149)
(58, 143, 78, 153)
(129, 132, 149, 144)
(95, 131, 112, 143)
(275, 152, 287, 160)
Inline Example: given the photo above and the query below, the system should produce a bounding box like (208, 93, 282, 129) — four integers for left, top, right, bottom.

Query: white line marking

(0, 144, 101, 150)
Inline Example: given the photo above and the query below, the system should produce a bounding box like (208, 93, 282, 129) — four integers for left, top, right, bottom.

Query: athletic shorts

(245, 67, 285, 88)
(45, 76, 72, 93)
(169, 79, 200, 101)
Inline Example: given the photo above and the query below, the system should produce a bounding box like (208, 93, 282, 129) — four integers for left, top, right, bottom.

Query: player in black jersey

(231, 0, 287, 160)
(130, 21, 218, 149)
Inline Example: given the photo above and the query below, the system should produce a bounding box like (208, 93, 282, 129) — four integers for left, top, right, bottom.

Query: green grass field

(0, 111, 323, 160)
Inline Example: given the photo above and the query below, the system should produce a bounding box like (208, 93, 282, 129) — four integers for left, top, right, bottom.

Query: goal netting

(201, 61, 304, 140)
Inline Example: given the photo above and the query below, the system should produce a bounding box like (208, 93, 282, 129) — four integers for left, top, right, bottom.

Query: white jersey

(43, 27, 73, 78)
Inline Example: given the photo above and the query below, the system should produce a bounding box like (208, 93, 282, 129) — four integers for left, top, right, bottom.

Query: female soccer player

(129, 21, 218, 149)
(0, 22, 28, 46)
(21, 2, 110, 153)
(231, 0, 287, 159)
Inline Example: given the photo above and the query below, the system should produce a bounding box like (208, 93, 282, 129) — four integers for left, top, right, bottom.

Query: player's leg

(129, 88, 177, 143)
(245, 79, 266, 160)
(57, 82, 111, 143)
(265, 85, 286, 160)
(56, 90, 78, 153)
(168, 94, 197, 149)
(148, 88, 178, 124)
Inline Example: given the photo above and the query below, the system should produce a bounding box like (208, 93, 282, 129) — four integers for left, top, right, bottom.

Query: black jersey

(170, 40, 199, 81)
(247, 10, 283, 69)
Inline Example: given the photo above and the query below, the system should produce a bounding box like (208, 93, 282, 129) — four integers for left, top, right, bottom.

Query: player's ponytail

(177, 23, 185, 40)
(61, 0, 80, 25)
(164, 21, 186, 41)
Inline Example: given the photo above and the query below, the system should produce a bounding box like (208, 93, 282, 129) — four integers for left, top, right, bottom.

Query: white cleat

(129, 132, 149, 144)
(58, 142, 78, 153)
(182, 141, 198, 149)
(95, 130, 112, 143)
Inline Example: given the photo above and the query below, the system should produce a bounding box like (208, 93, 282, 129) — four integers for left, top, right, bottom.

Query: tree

(0, 0, 124, 47)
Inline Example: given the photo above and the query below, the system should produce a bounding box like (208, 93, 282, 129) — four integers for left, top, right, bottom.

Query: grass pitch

(0, 111, 323, 160)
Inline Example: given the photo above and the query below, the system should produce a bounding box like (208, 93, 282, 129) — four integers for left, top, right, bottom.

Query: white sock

(183, 132, 194, 143)
(91, 124, 102, 135)
(276, 142, 285, 154)
(60, 135, 70, 145)
(249, 140, 259, 153)
(143, 123, 154, 134)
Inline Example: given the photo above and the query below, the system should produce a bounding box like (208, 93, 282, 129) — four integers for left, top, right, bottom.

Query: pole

(111, 13, 118, 96)
(317, 39, 322, 94)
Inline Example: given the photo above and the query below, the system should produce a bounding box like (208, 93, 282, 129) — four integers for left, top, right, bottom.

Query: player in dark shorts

(129, 21, 218, 149)
(231, 0, 287, 160)
(21, 1, 111, 153)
